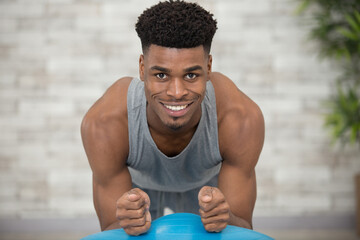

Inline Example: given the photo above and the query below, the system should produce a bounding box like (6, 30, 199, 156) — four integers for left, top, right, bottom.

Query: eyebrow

(184, 65, 203, 72)
(150, 65, 203, 73)
(150, 66, 171, 73)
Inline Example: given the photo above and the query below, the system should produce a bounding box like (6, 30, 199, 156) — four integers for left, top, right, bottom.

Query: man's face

(139, 44, 212, 131)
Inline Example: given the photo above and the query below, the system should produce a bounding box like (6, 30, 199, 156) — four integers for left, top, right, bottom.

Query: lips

(163, 104, 189, 111)
(160, 101, 193, 117)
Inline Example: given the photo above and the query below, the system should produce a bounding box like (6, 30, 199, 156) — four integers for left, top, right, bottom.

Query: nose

(166, 78, 189, 99)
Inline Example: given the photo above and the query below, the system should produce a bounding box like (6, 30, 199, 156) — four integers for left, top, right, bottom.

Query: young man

(81, 0, 265, 236)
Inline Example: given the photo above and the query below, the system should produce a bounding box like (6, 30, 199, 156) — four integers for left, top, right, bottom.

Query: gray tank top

(126, 78, 222, 192)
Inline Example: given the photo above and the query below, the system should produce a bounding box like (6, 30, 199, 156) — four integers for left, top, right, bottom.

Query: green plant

(297, 0, 360, 146)
(325, 84, 360, 144)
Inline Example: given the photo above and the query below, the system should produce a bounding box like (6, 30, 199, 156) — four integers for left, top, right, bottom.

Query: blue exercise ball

(81, 213, 273, 240)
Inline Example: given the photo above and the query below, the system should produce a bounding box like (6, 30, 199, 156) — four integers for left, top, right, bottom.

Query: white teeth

(164, 104, 188, 111)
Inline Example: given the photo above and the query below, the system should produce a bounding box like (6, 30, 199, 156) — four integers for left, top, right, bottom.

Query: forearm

(229, 211, 252, 229)
(103, 221, 121, 231)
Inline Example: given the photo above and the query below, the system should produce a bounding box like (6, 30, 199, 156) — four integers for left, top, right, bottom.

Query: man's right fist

(116, 188, 151, 235)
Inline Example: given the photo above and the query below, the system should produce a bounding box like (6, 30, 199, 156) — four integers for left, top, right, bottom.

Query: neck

(147, 108, 202, 137)
(147, 113, 201, 157)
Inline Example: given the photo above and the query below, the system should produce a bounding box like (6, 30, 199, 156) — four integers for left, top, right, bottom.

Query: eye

(156, 73, 167, 80)
(185, 73, 197, 80)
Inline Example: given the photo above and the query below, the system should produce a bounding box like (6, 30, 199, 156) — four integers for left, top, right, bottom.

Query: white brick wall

(0, 0, 359, 220)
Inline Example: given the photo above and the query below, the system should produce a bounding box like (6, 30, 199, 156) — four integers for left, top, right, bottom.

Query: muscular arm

(213, 72, 265, 229)
(81, 77, 133, 231)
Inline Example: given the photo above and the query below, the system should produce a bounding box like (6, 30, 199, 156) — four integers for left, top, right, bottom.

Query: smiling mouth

(163, 104, 189, 111)
(161, 102, 193, 112)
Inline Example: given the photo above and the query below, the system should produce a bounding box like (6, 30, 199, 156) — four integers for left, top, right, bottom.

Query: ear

(139, 55, 145, 81)
(207, 55, 212, 77)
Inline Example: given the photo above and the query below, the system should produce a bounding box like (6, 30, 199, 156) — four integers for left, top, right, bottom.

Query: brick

(19, 183, 48, 202)
(46, 83, 103, 100)
(0, 182, 17, 199)
(0, 58, 45, 75)
(0, 200, 19, 217)
(0, 33, 18, 47)
(0, 115, 46, 132)
(275, 166, 331, 185)
(49, 197, 94, 217)
(48, 169, 92, 197)
(75, 17, 105, 32)
(47, 3, 100, 18)
(0, 3, 44, 18)
(275, 193, 332, 212)
(16, 30, 47, 47)
(0, 73, 16, 87)
(0, 19, 17, 33)
(101, 2, 155, 17)
(17, 18, 75, 32)
(215, 0, 272, 16)
(0, 129, 17, 145)
(274, 82, 331, 99)
(46, 57, 104, 74)
(18, 99, 75, 116)
(17, 144, 49, 169)
(0, 100, 17, 115)
(46, 30, 96, 46)
(100, 32, 136, 45)
(333, 194, 356, 212)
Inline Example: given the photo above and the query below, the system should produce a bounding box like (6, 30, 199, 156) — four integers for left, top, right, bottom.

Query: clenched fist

(198, 186, 230, 232)
(116, 188, 151, 236)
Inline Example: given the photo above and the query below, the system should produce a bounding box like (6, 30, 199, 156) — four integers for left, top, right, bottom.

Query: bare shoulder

(210, 72, 264, 169)
(210, 72, 263, 124)
(84, 76, 133, 121)
(81, 77, 133, 183)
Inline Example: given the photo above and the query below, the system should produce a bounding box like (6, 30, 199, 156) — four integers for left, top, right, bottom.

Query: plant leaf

(295, 0, 311, 15)
(354, 10, 360, 25)
(337, 27, 359, 41)
(345, 14, 360, 33)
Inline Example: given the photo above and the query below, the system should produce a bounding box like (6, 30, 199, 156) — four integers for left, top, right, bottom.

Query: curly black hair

(135, 0, 217, 54)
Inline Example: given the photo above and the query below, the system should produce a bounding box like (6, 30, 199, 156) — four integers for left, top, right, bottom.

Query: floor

(262, 229, 360, 240)
(0, 230, 359, 240)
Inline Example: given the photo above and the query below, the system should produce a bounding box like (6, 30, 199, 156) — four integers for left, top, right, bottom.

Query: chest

(149, 130, 195, 157)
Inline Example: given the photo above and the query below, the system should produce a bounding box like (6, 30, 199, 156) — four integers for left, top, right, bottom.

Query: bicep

(81, 113, 131, 230)
(217, 99, 265, 225)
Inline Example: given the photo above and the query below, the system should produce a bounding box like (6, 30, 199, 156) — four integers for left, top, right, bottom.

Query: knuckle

(135, 216, 146, 226)
(141, 215, 147, 225)
(135, 199, 145, 208)
(124, 228, 138, 236)
(123, 218, 150, 236)
(119, 219, 130, 228)
(136, 208, 145, 217)
(220, 205, 229, 214)
(116, 198, 124, 208)
(133, 188, 142, 193)
(198, 209, 204, 215)
(201, 217, 210, 225)
(116, 209, 126, 220)
(116, 210, 121, 220)
(132, 201, 140, 209)
(217, 213, 229, 223)
(135, 225, 149, 235)
(201, 203, 209, 211)
(205, 223, 216, 232)
(224, 213, 230, 222)
(221, 222, 228, 230)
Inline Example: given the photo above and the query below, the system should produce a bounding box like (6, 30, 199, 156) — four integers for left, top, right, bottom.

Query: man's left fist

(198, 186, 230, 232)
